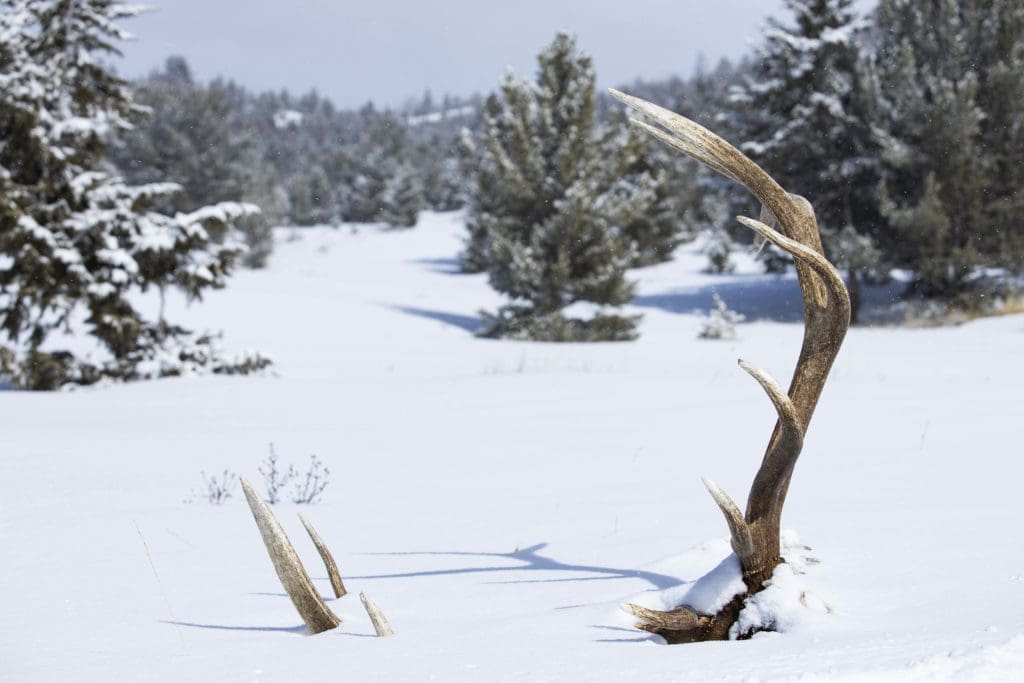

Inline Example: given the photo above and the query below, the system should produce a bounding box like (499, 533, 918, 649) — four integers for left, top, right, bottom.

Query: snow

(3, 211, 1024, 681)
(272, 109, 304, 129)
(406, 105, 476, 127)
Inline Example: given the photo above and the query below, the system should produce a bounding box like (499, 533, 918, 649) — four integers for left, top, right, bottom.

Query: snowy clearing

(3, 212, 1023, 681)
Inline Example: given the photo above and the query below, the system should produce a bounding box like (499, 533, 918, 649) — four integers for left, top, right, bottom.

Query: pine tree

(112, 58, 255, 211)
(0, 1, 267, 388)
(696, 192, 736, 274)
(110, 56, 274, 266)
(730, 0, 882, 318)
(378, 162, 424, 228)
(597, 117, 687, 268)
(870, 0, 1011, 299)
(975, 2, 1024, 263)
(288, 164, 336, 225)
(464, 34, 646, 341)
(347, 116, 411, 222)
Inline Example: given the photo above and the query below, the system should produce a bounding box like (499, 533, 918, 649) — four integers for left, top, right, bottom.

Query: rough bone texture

(299, 513, 347, 598)
(609, 89, 851, 643)
(360, 593, 395, 637)
(241, 478, 341, 633)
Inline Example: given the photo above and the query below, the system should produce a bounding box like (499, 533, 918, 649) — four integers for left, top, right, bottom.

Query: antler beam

(609, 89, 850, 643)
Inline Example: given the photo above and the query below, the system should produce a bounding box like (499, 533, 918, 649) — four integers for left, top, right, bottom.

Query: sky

(117, 0, 877, 110)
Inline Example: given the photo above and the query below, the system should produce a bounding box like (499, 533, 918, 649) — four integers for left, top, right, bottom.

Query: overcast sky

(118, 0, 877, 109)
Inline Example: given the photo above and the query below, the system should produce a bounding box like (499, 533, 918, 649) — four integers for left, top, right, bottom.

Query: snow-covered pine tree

(698, 293, 745, 340)
(288, 164, 336, 226)
(346, 116, 410, 223)
(110, 56, 274, 267)
(695, 191, 736, 274)
(378, 161, 424, 228)
(729, 0, 881, 318)
(0, 0, 268, 389)
(975, 2, 1024, 266)
(112, 58, 254, 212)
(872, 0, 1024, 300)
(426, 155, 466, 213)
(464, 33, 644, 341)
(458, 126, 496, 274)
(597, 116, 687, 268)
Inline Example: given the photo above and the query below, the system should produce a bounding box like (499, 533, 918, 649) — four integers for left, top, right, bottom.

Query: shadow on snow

(346, 542, 682, 592)
(389, 304, 482, 333)
(634, 274, 905, 323)
(406, 256, 467, 275)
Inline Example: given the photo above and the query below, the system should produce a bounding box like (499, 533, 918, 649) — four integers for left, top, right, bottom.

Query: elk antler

(360, 592, 395, 637)
(299, 512, 347, 598)
(240, 478, 341, 633)
(609, 89, 851, 643)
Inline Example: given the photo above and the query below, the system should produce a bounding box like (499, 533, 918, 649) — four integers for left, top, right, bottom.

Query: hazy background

(119, 0, 878, 108)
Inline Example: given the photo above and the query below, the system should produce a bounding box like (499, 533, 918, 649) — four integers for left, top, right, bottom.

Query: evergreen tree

(464, 34, 647, 341)
(110, 56, 274, 266)
(696, 192, 736, 274)
(872, 0, 991, 299)
(112, 58, 255, 212)
(730, 0, 882, 318)
(288, 164, 336, 225)
(346, 116, 411, 222)
(0, 0, 267, 388)
(975, 2, 1024, 261)
(872, 0, 1024, 299)
(378, 162, 424, 228)
(597, 117, 687, 268)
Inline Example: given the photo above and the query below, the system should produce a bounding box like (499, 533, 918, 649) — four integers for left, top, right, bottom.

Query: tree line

(1, 0, 1021, 387)
(461, 0, 1024, 337)
(109, 1, 1022, 339)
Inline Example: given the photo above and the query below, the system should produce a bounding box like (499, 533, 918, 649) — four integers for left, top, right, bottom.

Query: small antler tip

(608, 88, 637, 108)
(239, 476, 257, 498)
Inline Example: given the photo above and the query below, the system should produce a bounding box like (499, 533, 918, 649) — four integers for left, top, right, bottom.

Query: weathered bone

(360, 592, 394, 636)
(609, 88, 850, 643)
(624, 603, 705, 632)
(735, 215, 844, 310)
(702, 477, 753, 557)
(240, 477, 340, 633)
(298, 513, 347, 598)
(737, 360, 799, 431)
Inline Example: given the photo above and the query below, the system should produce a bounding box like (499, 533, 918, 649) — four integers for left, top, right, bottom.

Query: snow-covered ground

(3, 212, 1023, 682)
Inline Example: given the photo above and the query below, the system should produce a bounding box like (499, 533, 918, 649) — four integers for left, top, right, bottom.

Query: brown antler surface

(609, 89, 851, 643)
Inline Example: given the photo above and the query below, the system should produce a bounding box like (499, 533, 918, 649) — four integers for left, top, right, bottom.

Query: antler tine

(736, 359, 801, 434)
(298, 513, 347, 598)
(736, 358, 806, 516)
(622, 603, 704, 632)
(360, 593, 395, 637)
(736, 216, 849, 315)
(240, 478, 341, 633)
(701, 476, 753, 558)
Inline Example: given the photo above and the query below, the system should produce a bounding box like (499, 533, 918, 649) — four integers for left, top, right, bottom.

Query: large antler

(609, 90, 850, 643)
(240, 478, 341, 633)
